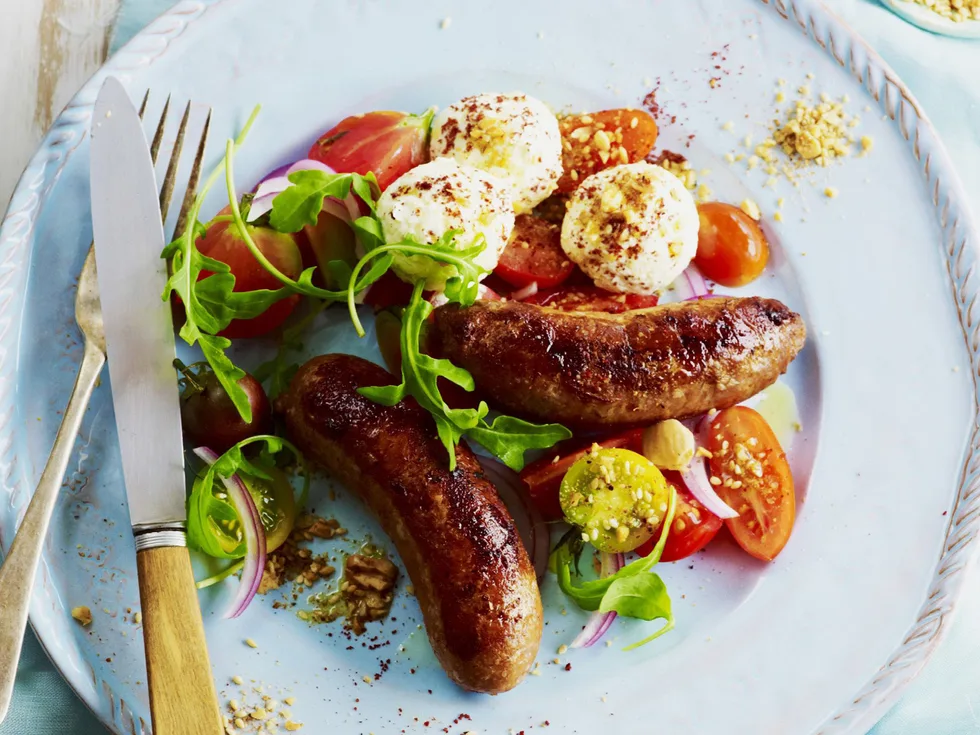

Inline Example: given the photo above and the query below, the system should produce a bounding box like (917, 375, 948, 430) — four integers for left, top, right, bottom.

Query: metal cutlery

(0, 79, 220, 734)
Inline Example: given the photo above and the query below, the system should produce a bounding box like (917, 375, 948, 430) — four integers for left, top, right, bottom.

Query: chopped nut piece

(285, 723, 303, 732)
(824, 187, 839, 198)
(343, 554, 399, 635)
(739, 198, 762, 221)
(71, 606, 93, 626)
(245, 638, 258, 649)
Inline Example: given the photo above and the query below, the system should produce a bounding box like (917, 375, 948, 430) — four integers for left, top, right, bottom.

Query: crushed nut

(739, 198, 762, 221)
(343, 554, 399, 635)
(71, 606, 93, 626)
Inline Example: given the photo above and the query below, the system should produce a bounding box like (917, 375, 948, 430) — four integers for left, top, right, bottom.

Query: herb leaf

(465, 416, 572, 472)
(357, 271, 571, 472)
(556, 486, 677, 648)
(268, 170, 380, 233)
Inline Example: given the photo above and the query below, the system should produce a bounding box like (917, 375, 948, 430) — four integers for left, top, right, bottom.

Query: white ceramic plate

(2, 1, 979, 733)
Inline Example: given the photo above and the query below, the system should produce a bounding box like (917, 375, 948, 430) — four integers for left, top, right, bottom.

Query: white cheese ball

(561, 162, 699, 295)
(377, 158, 515, 290)
(429, 92, 562, 214)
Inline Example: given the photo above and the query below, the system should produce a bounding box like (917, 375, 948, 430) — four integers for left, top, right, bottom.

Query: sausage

(277, 354, 542, 693)
(430, 296, 806, 428)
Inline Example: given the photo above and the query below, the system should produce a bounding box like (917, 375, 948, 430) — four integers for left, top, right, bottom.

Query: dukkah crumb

(222, 681, 300, 734)
(342, 553, 399, 634)
(71, 606, 92, 626)
(651, 150, 712, 203)
(911, 0, 980, 21)
(258, 515, 343, 595)
(770, 95, 859, 167)
(740, 199, 762, 221)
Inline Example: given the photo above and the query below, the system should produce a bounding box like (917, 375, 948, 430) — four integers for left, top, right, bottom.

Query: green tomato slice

(201, 465, 297, 555)
(560, 447, 670, 553)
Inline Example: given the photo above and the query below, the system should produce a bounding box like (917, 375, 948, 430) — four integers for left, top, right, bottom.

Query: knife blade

(89, 77, 223, 735)
(90, 77, 185, 533)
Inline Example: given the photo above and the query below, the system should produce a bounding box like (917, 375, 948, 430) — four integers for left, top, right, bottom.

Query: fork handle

(0, 340, 105, 722)
(135, 536, 222, 735)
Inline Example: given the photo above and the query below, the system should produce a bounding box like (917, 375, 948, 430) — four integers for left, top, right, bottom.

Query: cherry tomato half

(196, 212, 302, 338)
(635, 472, 723, 562)
(524, 285, 659, 314)
(695, 202, 770, 287)
(494, 214, 575, 289)
(556, 109, 659, 194)
(519, 429, 643, 521)
(308, 110, 431, 191)
(706, 406, 795, 561)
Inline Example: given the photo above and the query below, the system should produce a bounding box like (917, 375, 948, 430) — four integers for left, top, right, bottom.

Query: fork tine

(158, 102, 191, 223)
(172, 109, 211, 242)
(149, 94, 171, 165)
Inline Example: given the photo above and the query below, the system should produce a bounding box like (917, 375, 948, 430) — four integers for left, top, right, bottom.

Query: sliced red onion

(477, 456, 550, 582)
(253, 176, 292, 200)
(193, 446, 267, 619)
(685, 266, 710, 297)
(570, 552, 625, 649)
(511, 282, 539, 301)
(246, 161, 337, 223)
(680, 454, 739, 520)
(286, 159, 335, 176)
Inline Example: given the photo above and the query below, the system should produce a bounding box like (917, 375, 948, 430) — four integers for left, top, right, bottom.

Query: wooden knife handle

(136, 545, 223, 735)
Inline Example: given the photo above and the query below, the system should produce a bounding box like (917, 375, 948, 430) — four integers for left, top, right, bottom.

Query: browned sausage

(277, 354, 542, 693)
(430, 296, 806, 428)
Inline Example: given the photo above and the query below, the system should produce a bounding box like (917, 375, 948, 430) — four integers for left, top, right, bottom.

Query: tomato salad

(162, 91, 803, 655)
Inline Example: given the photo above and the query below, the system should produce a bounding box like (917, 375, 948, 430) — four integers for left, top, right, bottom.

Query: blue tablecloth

(2, 0, 978, 732)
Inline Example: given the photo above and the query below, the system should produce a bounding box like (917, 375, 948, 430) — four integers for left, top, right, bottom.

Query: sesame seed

(245, 638, 258, 649)
(232, 675, 244, 685)
(363, 675, 373, 684)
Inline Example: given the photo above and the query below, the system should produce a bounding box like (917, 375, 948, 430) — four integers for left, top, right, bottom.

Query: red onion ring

(286, 159, 335, 176)
(476, 456, 550, 582)
(193, 446, 267, 619)
(510, 282, 539, 301)
(246, 160, 339, 223)
(570, 552, 625, 649)
(680, 454, 739, 520)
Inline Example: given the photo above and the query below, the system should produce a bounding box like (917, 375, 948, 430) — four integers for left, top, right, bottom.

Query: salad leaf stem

(556, 487, 678, 649)
(196, 560, 244, 590)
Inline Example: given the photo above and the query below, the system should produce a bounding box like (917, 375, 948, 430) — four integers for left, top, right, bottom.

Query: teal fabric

(3, 0, 979, 733)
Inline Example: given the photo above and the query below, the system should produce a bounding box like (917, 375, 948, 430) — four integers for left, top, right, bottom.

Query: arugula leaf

(465, 416, 572, 472)
(358, 276, 572, 472)
(186, 435, 310, 559)
(556, 486, 678, 650)
(268, 170, 380, 233)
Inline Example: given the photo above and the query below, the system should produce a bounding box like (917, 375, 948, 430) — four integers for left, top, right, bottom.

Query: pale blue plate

(2, 1, 979, 733)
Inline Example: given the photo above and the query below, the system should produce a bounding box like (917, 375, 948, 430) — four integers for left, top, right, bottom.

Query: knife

(89, 77, 223, 735)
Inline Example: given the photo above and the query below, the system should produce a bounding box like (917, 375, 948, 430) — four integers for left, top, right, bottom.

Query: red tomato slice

(635, 473, 723, 562)
(494, 214, 575, 289)
(196, 212, 302, 339)
(308, 110, 431, 191)
(523, 285, 659, 313)
(519, 429, 644, 520)
(705, 406, 795, 561)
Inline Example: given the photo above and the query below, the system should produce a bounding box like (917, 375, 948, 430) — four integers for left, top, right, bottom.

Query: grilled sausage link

(431, 297, 806, 428)
(277, 354, 542, 693)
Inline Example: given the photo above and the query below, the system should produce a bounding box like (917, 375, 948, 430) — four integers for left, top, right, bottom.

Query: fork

(0, 92, 210, 723)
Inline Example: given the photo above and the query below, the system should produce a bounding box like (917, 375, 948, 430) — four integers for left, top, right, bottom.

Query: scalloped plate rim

(1, 0, 979, 733)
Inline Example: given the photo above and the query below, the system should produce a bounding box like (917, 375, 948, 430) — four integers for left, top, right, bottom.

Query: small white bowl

(879, 0, 980, 38)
